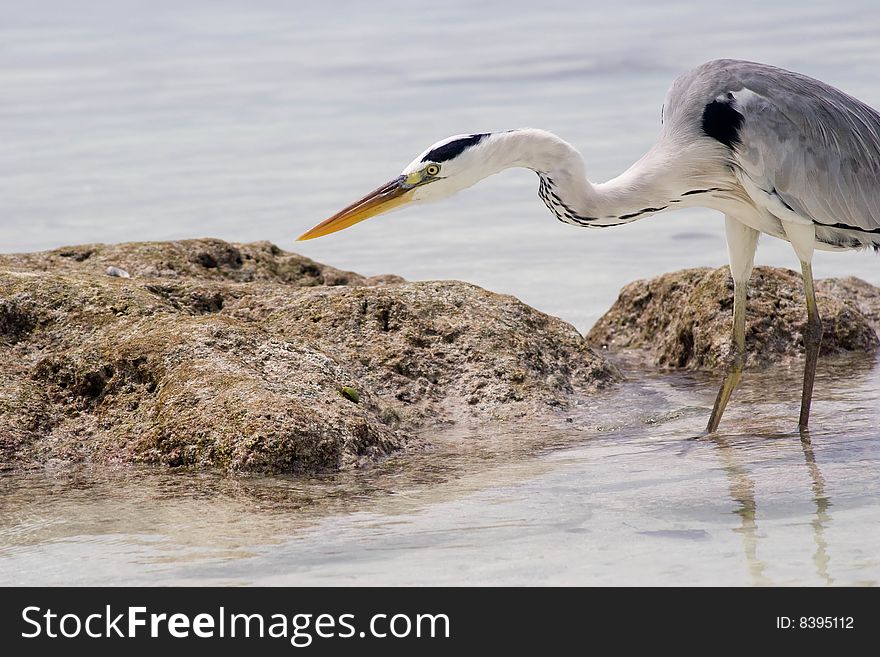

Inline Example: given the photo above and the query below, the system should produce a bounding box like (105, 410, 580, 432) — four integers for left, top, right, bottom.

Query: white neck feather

(474, 129, 721, 227)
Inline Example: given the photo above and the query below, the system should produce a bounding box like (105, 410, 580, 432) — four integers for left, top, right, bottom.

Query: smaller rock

(106, 266, 131, 279)
(587, 266, 880, 371)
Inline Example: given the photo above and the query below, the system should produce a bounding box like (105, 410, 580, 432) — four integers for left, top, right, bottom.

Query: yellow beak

(297, 176, 414, 241)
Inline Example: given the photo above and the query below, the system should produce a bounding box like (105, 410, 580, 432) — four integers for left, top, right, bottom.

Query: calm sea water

(1, 0, 879, 585)
(3, 0, 880, 329)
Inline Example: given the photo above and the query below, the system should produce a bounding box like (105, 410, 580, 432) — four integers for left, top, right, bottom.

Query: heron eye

(425, 164, 440, 176)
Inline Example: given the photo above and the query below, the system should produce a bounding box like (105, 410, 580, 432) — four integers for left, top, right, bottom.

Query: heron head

(297, 133, 492, 241)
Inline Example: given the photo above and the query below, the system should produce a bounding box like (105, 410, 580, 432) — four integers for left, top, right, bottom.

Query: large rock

(1, 239, 618, 473)
(224, 281, 618, 426)
(587, 266, 880, 370)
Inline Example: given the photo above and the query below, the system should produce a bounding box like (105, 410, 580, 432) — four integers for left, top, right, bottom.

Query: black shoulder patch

(421, 133, 489, 162)
(701, 99, 744, 149)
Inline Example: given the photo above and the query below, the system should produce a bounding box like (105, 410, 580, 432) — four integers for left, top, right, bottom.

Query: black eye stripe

(420, 133, 489, 163)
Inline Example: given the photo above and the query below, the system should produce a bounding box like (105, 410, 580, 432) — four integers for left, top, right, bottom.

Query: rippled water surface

(2, 0, 880, 585)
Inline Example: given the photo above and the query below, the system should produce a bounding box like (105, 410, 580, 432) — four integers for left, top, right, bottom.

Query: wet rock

(27, 316, 401, 473)
(587, 266, 880, 370)
(1, 239, 617, 473)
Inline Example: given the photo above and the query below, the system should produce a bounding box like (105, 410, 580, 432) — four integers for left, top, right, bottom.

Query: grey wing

(727, 71, 880, 242)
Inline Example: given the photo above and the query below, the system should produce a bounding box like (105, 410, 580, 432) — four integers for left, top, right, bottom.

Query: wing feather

(722, 63, 880, 235)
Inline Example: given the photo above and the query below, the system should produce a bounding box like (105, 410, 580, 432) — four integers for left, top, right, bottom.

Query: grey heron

(298, 59, 880, 433)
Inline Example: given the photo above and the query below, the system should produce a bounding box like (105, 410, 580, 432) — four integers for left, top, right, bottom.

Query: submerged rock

(587, 266, 880, 370)
(1, 238, 617, 473)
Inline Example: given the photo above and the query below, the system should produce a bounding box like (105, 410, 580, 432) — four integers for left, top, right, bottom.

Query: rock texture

(0, 238, 400, 287)
(1, 239, 617, 473)
(587, 266, 880, 370)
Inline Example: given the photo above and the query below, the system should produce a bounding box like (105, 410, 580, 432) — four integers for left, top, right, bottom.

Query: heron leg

(707, 281, 748, 432)
(706, 217, 759, 433)
(798, 260, 823, 431)
(782, 221, 821, 431)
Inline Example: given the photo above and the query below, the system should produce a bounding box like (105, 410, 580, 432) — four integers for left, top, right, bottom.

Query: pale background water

(1, 0, 879, 586)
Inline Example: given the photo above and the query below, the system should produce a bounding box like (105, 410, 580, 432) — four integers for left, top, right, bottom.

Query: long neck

(480, 129, 717, 228)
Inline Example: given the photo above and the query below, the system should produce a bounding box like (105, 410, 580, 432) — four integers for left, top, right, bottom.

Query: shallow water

(3, 0, 880, 329)
(2, 1, 880, 585)
(2, 356, 879, 586)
